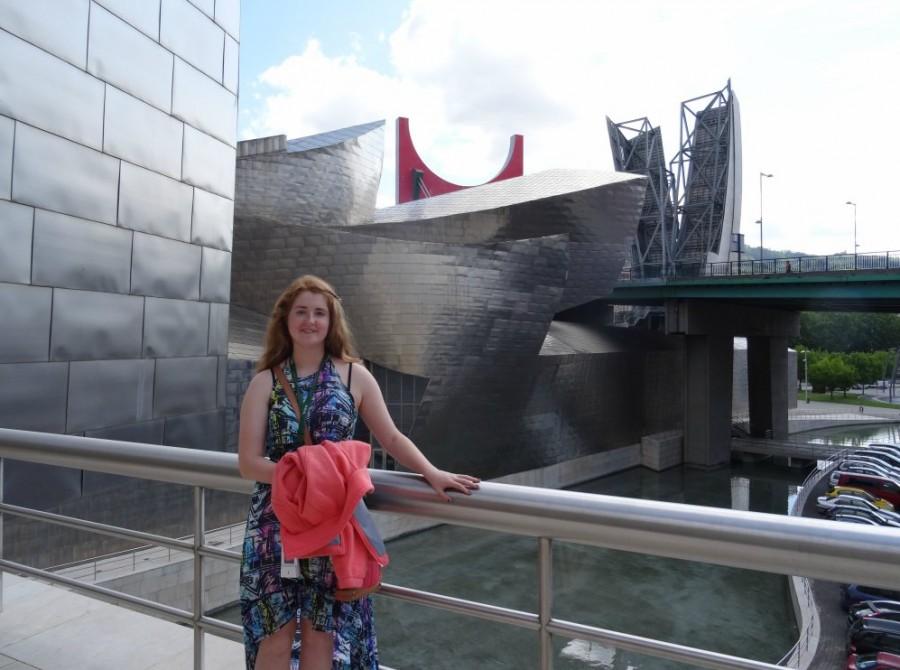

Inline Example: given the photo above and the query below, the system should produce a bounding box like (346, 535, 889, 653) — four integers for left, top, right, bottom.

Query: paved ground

(0, 574, 244, 670)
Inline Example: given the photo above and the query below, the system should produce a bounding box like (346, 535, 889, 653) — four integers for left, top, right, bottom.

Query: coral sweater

(272, 440, 389, 589)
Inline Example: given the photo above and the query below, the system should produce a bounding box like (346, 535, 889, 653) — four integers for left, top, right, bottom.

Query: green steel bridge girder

(609, 271, 900, 312)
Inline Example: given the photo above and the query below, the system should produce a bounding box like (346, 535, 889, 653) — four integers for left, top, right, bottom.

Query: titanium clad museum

(0, 3, 748, 565)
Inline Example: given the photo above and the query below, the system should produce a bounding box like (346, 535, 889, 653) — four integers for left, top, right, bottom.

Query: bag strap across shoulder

(273, 365, 312, 446)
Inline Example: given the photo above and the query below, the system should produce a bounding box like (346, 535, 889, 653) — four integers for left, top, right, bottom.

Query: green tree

(809, 354, 858, 398)
(796, 313, 900, 352)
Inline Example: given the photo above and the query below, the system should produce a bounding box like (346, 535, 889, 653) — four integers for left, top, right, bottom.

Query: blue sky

(236, 1, 900, 256)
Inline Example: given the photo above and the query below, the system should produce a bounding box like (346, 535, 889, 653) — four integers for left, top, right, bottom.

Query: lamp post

(846, 200, 857, 268)
(759, 172, 773, 264)
(803, 350, 809, 404)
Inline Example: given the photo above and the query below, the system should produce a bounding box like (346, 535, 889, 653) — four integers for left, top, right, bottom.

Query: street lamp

(803, 350, 809, 404)
(759, 172, 774, 262)
(846, 200, 857, 268)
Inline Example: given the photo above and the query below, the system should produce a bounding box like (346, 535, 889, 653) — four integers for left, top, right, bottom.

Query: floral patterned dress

(240, 357, 379, 669)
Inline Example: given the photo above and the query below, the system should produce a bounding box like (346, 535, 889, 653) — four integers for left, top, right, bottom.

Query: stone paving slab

(0, 574, 243, 670)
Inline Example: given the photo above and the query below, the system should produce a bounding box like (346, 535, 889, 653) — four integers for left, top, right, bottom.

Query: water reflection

(377, 462, 803, 670)
(804, 422, 900, 448)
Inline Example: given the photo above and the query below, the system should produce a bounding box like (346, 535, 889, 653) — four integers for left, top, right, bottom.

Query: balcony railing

(619, 250, 900, 282)
(2, 428, 900, 669)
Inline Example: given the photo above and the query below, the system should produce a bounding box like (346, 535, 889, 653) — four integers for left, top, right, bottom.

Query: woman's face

(287, 291, 330, 350)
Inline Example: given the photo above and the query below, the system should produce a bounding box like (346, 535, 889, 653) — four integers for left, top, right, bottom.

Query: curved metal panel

(160, 0, 225, 83)
(88, 4, 174, 112)
(0, 114, 12, 199)
(183, 125, 236, 198)
(12, 124, 120, 225)
(0, 0, 88, 68)
(235, 120, 384, 227)
(143, 297, 210, 358)
(172, 57, 237, 146)
(131, 232, 201, 300)
(153, 356, 218, 417)
(33, 210, 133, 293)
(200, 247, 231, 302)
(0, 29, 104, 149)
(93, 0, 161, 41)
(51, 289, 144, 361)
(118, 162, 193, 241)
(192, 187, 234, 251)
(0, 200, 33, 283)
(67, 359, 155, 432)
(0, 283, 51, 363)
(103, 86, 184, 178)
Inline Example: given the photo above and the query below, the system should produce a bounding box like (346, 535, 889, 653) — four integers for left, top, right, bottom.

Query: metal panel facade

(0, 0, 89, 67)
(0, 362, 68, 432)
(172, 58, 237, 145)
(183, 125, 236, 197)
(0, 2, 237, 462)
(154, 356, 218, 417)
(131, 232, 202, 300)
(160, 0, 225, 82)
(67, 359, 155, 432)
(142, 297, 210, 357)
(51, 289, 144, 361)
(32, 210, 133, 293)
(118, 162, 193, 241)
(88, 4, 173, 112)
(94, 0, 161, 40)
(200, 247, 231, 303)
(0, 283, 52, 363)
(103, 86, 183, 178)
(0, 29, 105, 149)
(192, 187, 234, 251)
(12, 124, 120, 224)
(0, 114, 11, 199)
(0, 201, 33, 284)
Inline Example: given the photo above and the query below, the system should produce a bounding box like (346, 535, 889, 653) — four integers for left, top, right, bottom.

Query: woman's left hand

(423, 468, 480, 502)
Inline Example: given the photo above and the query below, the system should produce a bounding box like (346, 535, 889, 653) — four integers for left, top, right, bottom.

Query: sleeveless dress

(239, 357, 379, 670)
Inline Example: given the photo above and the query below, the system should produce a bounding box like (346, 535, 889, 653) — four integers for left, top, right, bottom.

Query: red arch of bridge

(395, 117, 524, 204)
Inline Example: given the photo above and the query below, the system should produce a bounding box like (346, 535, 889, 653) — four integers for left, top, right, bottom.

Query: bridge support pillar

(684, 335, 733, 467)
(747, 336, 789, 439)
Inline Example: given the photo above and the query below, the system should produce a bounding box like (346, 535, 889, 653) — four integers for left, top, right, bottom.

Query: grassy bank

(797, 390, 900, 409)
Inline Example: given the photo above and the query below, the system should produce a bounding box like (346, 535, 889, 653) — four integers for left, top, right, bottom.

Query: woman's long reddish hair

(256, 275, 360, 372)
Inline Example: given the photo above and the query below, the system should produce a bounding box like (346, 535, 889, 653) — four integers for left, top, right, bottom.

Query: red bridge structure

(395, 116, 524, 204)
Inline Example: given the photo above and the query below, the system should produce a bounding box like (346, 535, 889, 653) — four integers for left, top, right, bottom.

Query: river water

(373, 461, 804, 670)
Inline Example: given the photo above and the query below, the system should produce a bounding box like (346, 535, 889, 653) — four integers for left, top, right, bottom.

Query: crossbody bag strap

(273, 365, 312, 446)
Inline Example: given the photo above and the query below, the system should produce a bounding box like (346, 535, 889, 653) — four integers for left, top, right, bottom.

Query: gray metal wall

(0, 0, 239, 510)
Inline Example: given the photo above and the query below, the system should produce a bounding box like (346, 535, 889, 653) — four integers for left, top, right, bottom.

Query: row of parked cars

(815, 442, 900, 669)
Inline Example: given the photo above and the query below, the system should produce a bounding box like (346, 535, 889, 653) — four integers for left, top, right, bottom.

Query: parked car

(829, 503, 900, 527)
(847, 651, 900, 669)
(849, 601, 900, 627)
(854, 449, 900, 471)
(818, 493, 900, 518)
(833, 473, 900, 507)
(825, 487, 896, 511)
(869, 444, 900, 461)
(848, 617, 900, 654)
(841, 456, 900, 479)
(833, 511, 882, 526)
(844, 585, 900, 611)
(869, 443, 900, 455)
(835, 460, 900, 481)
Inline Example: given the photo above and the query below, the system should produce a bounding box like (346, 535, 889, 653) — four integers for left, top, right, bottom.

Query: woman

(238, 275, 479, 670)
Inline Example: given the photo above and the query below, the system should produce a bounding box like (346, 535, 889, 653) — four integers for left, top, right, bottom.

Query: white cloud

(244, 0, 900, 254)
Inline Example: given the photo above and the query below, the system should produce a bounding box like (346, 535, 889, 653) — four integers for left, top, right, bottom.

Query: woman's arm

(237, 371, 277, 484)
(353, 363, 479, 501)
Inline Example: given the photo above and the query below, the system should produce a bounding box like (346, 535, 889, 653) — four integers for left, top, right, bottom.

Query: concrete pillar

(747, 336, 789, 439)
(684, 335, 734, 467)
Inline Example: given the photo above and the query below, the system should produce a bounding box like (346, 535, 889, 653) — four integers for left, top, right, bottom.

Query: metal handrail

(2, 428, 900, 670)
(619, 249, 900, 282)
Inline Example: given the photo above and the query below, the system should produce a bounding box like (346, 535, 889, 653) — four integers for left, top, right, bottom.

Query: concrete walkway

(0, 573, 244, 670)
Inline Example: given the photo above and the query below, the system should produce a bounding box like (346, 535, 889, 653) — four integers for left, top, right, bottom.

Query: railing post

(539, 537, 553, 670)
(194, 486, 206, 669)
